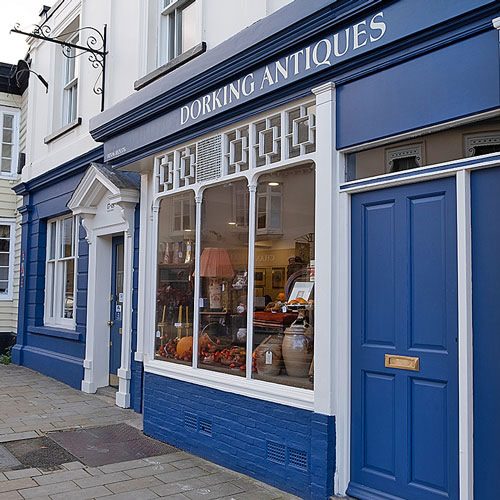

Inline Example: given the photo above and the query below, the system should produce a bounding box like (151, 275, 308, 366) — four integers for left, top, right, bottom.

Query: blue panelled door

(348, 178, 458, 500)
(471, 166, 500, 499)
(109, 236, 124, 387)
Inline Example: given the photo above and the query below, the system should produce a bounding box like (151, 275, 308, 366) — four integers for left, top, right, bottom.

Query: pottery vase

(282, 324, 313, 377)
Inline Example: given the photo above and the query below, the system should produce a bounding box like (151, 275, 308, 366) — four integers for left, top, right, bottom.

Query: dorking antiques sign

(180, 11, 386, 125)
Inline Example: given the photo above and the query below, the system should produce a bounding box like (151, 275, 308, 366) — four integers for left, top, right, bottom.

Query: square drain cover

(3, 437, 78, 471)
(48, 423, 178, 466)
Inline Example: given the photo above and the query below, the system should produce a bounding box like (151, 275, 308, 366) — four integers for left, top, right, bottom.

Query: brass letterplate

(385, 354, 419, 371)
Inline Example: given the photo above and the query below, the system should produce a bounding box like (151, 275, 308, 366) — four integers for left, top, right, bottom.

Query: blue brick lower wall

(143, 373, 335, 500)
(15, 345, 84, 389)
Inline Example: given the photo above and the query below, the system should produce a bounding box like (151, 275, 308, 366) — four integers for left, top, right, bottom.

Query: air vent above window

(196, 135, 222, 182)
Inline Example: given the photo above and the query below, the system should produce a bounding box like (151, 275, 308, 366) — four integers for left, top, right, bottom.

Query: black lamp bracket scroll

(11, 24, 108, 111)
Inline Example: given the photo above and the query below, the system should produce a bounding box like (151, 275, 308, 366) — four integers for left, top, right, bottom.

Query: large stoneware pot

(282, 323, 313, 377)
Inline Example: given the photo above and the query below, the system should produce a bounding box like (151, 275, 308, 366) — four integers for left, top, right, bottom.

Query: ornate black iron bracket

(11, 24, 108, 111)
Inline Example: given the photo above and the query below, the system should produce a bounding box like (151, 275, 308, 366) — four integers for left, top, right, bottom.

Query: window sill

(0, 174, 18, 181)
(29, 325, 82, 341)
(0, 295, 13, 301)
(144, 358, 314, 411)
(44, 117, 82, 145)
(134, 42, 206, 91)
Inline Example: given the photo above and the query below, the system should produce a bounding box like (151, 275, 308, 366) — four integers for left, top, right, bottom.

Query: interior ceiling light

(268, 182, 279, 186)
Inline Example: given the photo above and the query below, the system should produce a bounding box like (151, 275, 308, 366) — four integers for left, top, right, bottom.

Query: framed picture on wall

(254, 287, 265, 297)
(272, 267, 285, 288)
(255, 268, 266, 286)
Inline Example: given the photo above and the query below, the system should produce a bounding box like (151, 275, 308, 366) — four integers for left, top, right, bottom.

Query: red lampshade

(199, 247, 234, 278)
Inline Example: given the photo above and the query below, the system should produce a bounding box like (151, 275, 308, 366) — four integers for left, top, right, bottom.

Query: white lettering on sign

(106, 147, 126, 160)
(180, 11, 387, 125)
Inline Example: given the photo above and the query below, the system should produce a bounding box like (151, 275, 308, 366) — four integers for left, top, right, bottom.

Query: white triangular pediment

(67, 163, 139, 215)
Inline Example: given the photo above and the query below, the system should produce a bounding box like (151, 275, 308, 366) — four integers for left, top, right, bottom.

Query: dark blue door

(109, 236, 124, 387)
(349, 178, 458, 500)
(471, 166, 500, 499)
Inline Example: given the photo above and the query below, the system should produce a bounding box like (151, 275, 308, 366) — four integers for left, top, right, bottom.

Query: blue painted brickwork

(12, 148, 103, 391)
(12, 169, 89, 388)
(130, 204, 143, 413)
(143, 373, 335, 499)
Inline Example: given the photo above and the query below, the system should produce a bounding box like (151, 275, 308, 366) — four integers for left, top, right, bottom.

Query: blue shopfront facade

(13, 0, 500, 498)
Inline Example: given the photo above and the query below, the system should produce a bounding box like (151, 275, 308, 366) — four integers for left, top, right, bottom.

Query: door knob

(107, 321, 114, 326)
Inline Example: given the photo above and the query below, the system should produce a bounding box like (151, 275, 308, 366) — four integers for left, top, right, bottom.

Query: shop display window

(198, 180, 249, 377)
(252, 165, 315, 389)
(154, 162, 315, 391)
(155, 192, 196, 365)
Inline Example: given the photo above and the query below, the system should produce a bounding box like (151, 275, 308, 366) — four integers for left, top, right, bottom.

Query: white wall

(23, 0, 295, 184)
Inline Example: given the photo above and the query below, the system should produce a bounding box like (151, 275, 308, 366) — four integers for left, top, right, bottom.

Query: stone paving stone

(18, 479, 80, 498)
(105, 476, 164, 494)
(182, 481, 244, 500)
(0, 491, 23, 500)
(3, 471, 40, 481)
(123, 462, 177, 479)
(0, 478, 37, 493)
(33, 468, 90, 485)
(61, 462, 85, 471)
(98, 458, 150, 474)
(49, 485, 112, 500)
(0, 445, 21, 469)
(154, 467, 210, 485)
(0, 432, 38, 444)
(219, 490, 280, 500)
(150, 478, 210, 497)
(103, 489, 160, 500)
(157, 495, 190, 500)
(144, 452, 191, 464)
(81, 467, 104, 477)
(73, 471, 130, 489)
(199, 471, 243, 486)
(0, 473, 6, 482)
(170, 458, 208, 470)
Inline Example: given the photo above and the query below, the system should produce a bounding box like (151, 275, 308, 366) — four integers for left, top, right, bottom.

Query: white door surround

(68, 163, 140, 408)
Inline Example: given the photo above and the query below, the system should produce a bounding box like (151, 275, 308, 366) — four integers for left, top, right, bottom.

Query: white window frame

(158, 0, 197, 65)
(44, 215, 79, 329)
(61, 33, 79, 127)
(0, 219, 15, 301)
(0, 107, 20, 178)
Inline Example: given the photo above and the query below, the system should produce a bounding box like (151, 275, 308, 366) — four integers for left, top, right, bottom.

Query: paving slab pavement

(0, 365, 301, 499)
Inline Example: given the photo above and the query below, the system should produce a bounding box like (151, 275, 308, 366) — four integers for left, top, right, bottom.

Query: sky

(0, 1, 54, 64)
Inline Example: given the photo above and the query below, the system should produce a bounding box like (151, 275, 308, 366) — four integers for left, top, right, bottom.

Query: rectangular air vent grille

(288, 447, 308, 470)
(184, 412, 198, 432)
(196, 135, 222, 182)
(199, 418, 212, 436)
(267, 441, 286, 465)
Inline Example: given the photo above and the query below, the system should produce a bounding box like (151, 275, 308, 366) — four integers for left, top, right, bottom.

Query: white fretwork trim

(154, 99, 316, 194)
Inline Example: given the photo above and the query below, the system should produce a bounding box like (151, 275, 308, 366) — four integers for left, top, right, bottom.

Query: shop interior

(155, 164, 315, 390)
